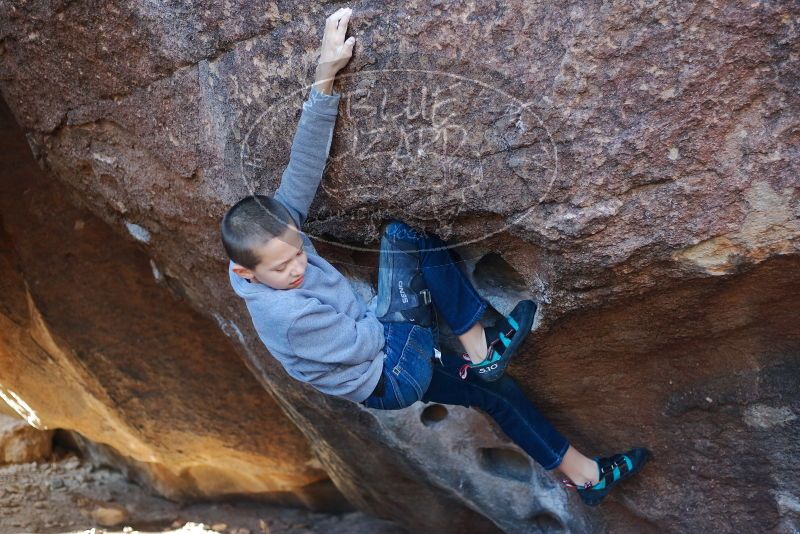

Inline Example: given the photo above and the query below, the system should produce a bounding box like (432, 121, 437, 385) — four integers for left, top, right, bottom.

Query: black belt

(371, 373, 386, 397)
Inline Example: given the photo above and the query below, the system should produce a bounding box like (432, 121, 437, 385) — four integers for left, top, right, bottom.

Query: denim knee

(362, 322, 434, 410)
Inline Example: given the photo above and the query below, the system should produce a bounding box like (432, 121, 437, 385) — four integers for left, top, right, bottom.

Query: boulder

(0, 413, 53, 464)
(0, 1, 797, 532)
(0, 103, 342, 510)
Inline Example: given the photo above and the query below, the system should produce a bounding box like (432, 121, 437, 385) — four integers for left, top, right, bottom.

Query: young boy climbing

(221, 7, 650, 507)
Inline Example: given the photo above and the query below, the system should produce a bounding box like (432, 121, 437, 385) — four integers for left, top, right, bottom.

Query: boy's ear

(231, 264, 255, 280)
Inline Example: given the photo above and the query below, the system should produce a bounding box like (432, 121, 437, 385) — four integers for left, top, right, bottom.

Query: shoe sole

(579, 447, 652, 506)
(375, 233, 420, 320)
(477, 301, 537, 382)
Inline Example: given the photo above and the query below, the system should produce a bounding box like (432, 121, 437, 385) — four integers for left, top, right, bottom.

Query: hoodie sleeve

(287, 297, 384, 367)
(273, 86, 342, 229)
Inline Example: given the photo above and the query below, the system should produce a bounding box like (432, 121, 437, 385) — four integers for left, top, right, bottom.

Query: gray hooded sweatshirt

(228, 86, 385, 403)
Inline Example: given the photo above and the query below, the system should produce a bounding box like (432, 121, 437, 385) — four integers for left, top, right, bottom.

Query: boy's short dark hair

(220, 194, 296, 270)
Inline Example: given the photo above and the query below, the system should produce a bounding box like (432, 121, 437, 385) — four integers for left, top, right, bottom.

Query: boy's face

(232, 225, 308, 290)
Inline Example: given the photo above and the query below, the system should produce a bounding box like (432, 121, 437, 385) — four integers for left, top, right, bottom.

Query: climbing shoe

(562, 447, 652, 506)
(375, 222, 434, 327)
(458, 300, 537, 382)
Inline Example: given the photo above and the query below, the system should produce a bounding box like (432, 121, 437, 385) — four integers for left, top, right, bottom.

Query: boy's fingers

(336, 9, 352, 35)
(327, 7, 349, 24)
(326, 8, 346, 29)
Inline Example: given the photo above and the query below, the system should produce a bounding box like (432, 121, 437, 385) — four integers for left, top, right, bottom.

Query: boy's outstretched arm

(273, 7, 356, 228)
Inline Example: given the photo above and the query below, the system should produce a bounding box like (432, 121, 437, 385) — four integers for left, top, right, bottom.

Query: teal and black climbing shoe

(563, 447, 652, 506)
(375, 221, 434, 327)
(458, 300, 537, 382)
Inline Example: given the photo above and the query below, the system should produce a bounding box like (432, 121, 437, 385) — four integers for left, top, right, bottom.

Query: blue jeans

(362, 220, 570, 470)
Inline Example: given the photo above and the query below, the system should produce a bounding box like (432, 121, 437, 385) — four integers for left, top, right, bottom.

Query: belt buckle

(419, 288, 432, 306)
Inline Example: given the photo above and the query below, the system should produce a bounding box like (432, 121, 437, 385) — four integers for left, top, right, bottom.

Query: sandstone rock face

(1, 1, 798, 533)
(0, 104, 340, 508)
